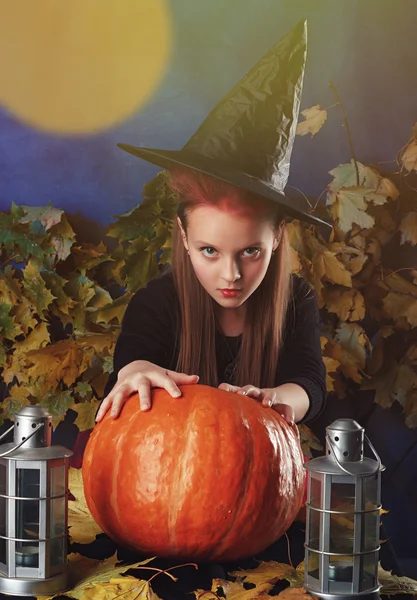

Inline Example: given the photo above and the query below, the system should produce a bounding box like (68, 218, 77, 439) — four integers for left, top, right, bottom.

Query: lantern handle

(364, 434, 382, 472)
(0, 424, 14, 443)
(325, 434, 353, 475)
(326, 433, 382, 475)
(0, 423, 44, 458)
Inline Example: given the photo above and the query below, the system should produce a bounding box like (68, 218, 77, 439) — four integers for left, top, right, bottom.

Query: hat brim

(118, 143, 332, 234)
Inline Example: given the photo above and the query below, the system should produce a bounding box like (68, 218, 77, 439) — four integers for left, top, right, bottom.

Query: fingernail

(193, 375, 199, 381)
(173, 391, 181, 398)
(141, 404, 150, 411)
(239, 390, 246, 395)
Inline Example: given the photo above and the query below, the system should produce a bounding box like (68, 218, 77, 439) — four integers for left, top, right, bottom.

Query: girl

(95, 168, 326, 425)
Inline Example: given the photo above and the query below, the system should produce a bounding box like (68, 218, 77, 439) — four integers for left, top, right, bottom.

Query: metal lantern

(304, 419, 384, 600)
(0, 406, 72, 597)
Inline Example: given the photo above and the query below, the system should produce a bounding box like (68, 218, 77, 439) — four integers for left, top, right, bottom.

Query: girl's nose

(220, 258, 241, 283)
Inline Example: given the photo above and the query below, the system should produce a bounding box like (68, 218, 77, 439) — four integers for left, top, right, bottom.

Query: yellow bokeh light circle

(0, 0, 171, 134)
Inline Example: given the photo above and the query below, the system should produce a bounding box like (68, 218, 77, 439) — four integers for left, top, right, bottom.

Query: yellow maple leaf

(312, 249, 352, 287)
(68, 467, 103, 544)
(12, 321, 50, 356)
(276, 588, 311, 600)
(401, 139, 417, 172)
(376, 177, 400, 201)
(379, 564, 417, 595)
(335, 322, 370, 367)
(72, 400, 100, 431)
(229, 561, 295, 588)
(399, 211, 417, 246)
(328, 161, 380, 192)
(296, 105, 327, 137)
(2, 385, 31, 420)
(36, 553, 157, 600)
(212, 577, 273, 599)
(327, 187, 375, 234)
(323, 288, 365, 322)
(382, 293, 417, 328)
(80, 577, 162, 600)
(323, 356, 341, 392)
(330, 243, 368, 276)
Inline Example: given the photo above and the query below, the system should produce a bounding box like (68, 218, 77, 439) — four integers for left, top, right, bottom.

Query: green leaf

(74, 381, 93, 399)
(92, 293, 131, 325)
(0, 304, 22, 340)
(122, 239, 158, 291)
(49, 214, 76, 261)
(22, 261, 56, 316)
(0, 213, 50, 262)
(38, 390, 75, 428)
(41, 269, 75, 315)
(72, 241, 113, 272)
(20, 204, 64, 230)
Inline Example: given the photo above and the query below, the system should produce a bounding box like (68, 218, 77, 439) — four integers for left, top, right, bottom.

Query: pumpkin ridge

(209, 398, 255, 559)
(167, 396, 201, 549)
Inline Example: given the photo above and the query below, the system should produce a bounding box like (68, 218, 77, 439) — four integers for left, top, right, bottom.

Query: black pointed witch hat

(118, 20, 332, 233)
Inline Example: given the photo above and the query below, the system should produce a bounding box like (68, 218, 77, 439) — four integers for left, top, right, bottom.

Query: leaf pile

(1, 101, 417, 442)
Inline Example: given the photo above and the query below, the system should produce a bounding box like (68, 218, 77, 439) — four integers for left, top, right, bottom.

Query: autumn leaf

(39, 390, 75, 427)
(401, 139, 417, 173)
(327, 187, 375, 234)
(329, 161, 379, 191)
(399, 212, 417, 245)
(379, 564, 417, 594)
(92, 293, 131, 325)
(0, 304, 22, 341)
(80, 577, 163, 600)
(298, 424, 323, 458)
(2, 385, 31, 420)
(296, 105, 327, 137)
(276, 588, 311, 600)
(323, 288, 365, 322)
(212, 577, 273, 599)
(229, 561, 295, 588)
(20, 204, 64, 230)
(68, 467, 103, 544)
(12, 321, 50, 356)
(42, 270, 75, 315)
(49, 213, 76, 261)
(323, 356, 341, 392)
(22, 260, 56, 316)
(330, 243, 367, 276)
(376, 176, 400, 201)
(312, 249, 352, 287)
(382, 293, 417, 328)
(289, 246, 302, 273)
(335, 322, 370, 368)
(72, 241, 113, 271)
(73, 399, 100, 431)
(361, 360, 399, 409)
(37, 553, 157, 600)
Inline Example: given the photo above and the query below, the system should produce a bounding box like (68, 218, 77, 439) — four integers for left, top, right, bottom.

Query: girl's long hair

(169, 169, 292, 388)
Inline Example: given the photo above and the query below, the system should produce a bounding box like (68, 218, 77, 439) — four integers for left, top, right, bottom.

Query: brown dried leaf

(296, 105, 327, 137)
(399, 212, 417, 246)
(212, 578, 273, 599)
(323, 356, 341, 392)
(229, 561, 295, 588)
(312, 249, 352, 287)
(327, 187, 375, 234)
(68, 468, 103, 544)
(401, 139, 417, 172)
(323, 288, 365, 322)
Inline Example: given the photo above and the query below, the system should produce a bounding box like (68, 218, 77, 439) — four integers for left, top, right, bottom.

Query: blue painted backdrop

(1, 0, 416, 224)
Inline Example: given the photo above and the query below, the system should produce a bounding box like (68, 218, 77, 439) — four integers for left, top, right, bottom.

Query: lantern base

(0, 571, 69, 597)
(305, 590, 380, 600)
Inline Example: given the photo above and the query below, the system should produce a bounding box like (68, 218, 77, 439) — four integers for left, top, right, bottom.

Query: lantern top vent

(326, 419, 364, 464)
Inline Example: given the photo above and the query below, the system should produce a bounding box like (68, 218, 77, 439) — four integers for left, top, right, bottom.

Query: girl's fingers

(137, 381, 152, 411)
(271, 403, 295, 426)
(169, 371, 200, 385)
(218, 383, 241, 393)
(238, 385, 264, 400)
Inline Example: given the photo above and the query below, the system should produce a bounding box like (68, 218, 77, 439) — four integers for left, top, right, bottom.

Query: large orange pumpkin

(82, 384, 305, 561)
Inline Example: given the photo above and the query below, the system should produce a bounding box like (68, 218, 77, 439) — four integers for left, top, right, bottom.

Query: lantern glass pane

(330, 512, 354, 554)
(309, 473, 322, 508)
(308, 507, 320, 550)
(306, 548, 320, 578)
(0, 463, 6, 566)
(360, 551, 378, 592)
(363, 510, 379, 552)
(16, 468, 40, 569)
(50, 498, 66, 567)
(49, 462, 67, 568)
(364, 473, 378, 508)
(328, 556, 353, 583)
(330, 481, 355, 510)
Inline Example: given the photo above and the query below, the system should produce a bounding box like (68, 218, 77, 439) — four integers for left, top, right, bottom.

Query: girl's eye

(200, 247, 218, 257)
(242, 247, 261, 257)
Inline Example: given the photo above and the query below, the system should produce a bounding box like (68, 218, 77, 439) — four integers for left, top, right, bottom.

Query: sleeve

(103, 273, 179, 397)
(276, 276, 327, 423)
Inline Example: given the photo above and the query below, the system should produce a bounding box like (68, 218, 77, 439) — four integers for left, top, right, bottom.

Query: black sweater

(105, 270, 327, 423)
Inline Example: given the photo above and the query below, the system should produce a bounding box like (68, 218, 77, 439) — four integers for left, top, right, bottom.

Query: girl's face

(180, 204, 281, 311)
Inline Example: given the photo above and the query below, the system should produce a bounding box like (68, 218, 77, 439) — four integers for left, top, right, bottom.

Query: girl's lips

(219, 289, 241, 297)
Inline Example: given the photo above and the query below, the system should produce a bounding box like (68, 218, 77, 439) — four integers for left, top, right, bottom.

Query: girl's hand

(96, 360, 199, 422)
(218, 383, 295, 425)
